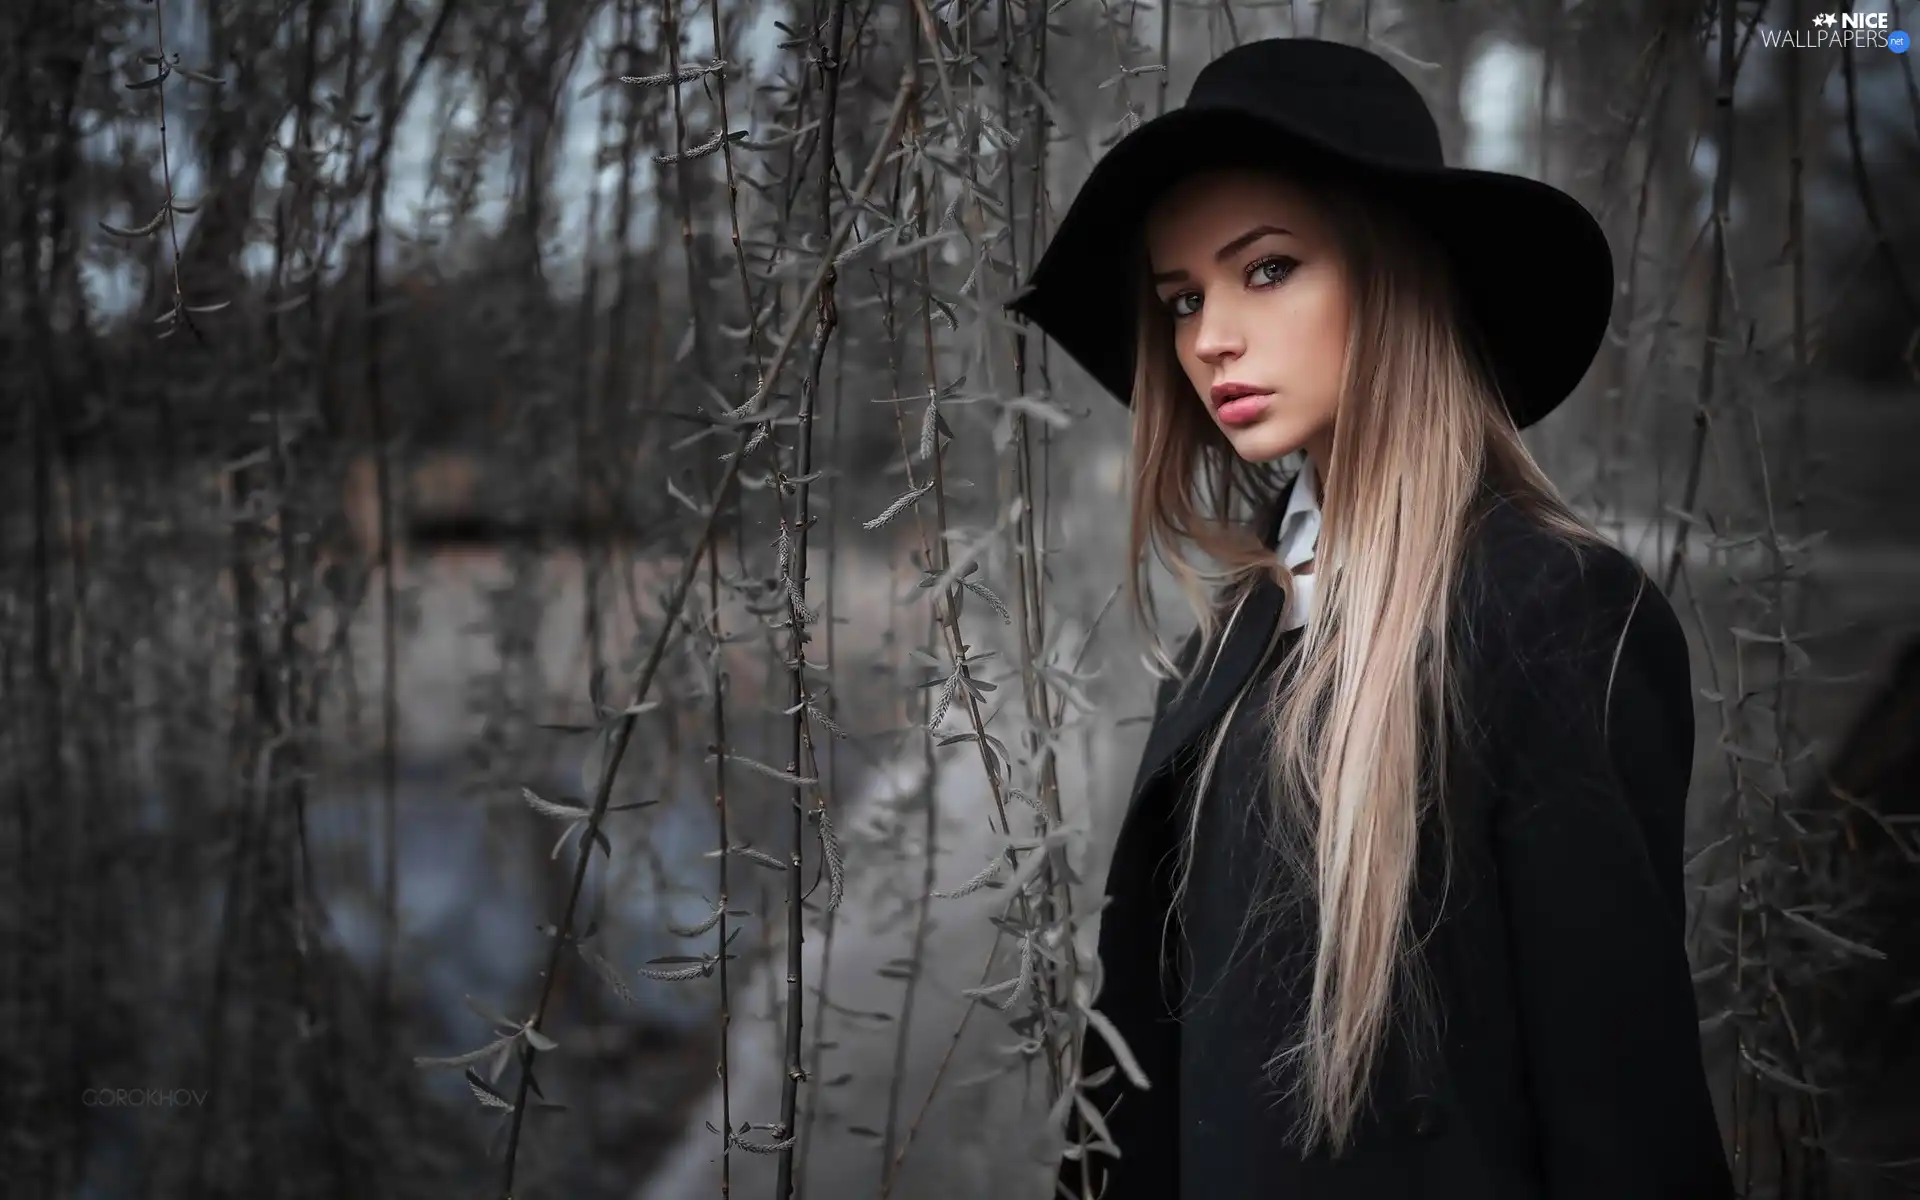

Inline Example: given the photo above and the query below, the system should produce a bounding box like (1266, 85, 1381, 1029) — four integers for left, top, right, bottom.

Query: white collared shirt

(1275, 456, 1322, 632)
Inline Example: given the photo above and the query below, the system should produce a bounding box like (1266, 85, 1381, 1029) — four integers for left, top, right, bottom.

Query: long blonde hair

(1124, 166, 1606, 1155)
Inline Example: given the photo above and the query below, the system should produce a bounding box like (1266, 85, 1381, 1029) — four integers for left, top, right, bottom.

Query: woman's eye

(1251, 256, 1298, 285)
(1164, 259, 1294, 319)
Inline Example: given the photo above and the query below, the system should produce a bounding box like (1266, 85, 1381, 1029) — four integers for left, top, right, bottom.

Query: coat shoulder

(1456, 494, 1689, 686)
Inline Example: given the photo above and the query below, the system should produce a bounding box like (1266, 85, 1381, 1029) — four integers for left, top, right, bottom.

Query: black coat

(1060, 485, 1736, 1200)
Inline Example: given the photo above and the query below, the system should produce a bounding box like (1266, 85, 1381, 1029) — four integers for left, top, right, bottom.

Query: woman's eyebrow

(1150, 224, 1293, 285)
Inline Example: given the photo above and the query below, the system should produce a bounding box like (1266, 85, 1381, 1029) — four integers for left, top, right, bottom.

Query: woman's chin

(1220, 419, 1303, 464)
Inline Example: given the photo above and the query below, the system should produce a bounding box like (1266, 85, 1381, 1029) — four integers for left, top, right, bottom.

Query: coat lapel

(1122, 471, 1510, 805)
(1131, 575, 1289, 791)
(1124, 475, 1300, 808)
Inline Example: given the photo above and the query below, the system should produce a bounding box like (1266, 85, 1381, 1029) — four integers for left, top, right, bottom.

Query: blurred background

(2, 0, 1916, 1196)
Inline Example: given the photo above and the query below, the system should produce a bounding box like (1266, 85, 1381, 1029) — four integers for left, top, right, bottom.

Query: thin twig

(772, 1, 852, 1193)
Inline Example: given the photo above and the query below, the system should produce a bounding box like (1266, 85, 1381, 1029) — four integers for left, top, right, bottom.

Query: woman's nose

(1194, 305, 1244, 364)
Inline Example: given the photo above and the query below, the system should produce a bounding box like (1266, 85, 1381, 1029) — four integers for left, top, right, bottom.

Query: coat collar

(1127, 472, 1302, 803)
(1122, 468, 1511, 810)
(1130, 576, 1297, 803)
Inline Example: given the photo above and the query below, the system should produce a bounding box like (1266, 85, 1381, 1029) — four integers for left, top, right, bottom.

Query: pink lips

(1211, 387, 1273, 427)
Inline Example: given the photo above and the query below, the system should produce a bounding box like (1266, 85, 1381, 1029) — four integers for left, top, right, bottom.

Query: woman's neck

(1304, 431, 1334, 490)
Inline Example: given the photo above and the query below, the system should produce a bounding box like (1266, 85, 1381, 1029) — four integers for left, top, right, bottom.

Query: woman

(1006, 38, 1735, 1200)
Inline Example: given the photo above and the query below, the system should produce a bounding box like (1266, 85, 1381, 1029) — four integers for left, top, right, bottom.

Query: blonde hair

(1125, 166, 1607, 1155)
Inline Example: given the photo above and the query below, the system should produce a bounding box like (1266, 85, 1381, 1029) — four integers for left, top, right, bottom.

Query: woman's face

(1144, 168, 1350, 469)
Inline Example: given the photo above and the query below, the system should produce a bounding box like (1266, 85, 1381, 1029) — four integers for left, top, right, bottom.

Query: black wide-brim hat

(1005, 38, 1614, 431)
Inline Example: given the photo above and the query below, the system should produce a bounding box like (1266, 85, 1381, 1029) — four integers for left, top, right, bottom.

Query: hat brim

(1004, 106, 1613, 431)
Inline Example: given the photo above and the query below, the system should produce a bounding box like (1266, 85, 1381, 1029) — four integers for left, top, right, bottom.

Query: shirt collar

(1275, 455, 1322, 570)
